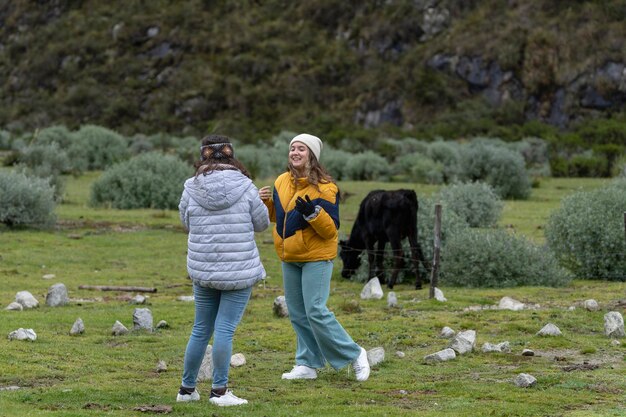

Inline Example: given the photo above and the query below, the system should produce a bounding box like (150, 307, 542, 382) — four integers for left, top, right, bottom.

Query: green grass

(1, 175, 624, 416)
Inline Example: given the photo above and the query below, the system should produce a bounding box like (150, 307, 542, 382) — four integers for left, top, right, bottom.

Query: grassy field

(0, 175, 624, 417)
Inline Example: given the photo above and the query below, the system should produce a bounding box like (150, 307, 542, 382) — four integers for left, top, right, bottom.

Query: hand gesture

(295, 195, 316, 217)
(259, 186, 271, 201)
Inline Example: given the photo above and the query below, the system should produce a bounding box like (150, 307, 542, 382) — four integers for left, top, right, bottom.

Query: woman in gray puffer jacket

(177, 135, 269, 407)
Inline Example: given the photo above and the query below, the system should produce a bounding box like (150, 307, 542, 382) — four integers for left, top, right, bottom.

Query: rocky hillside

(1, 0, 624, 142)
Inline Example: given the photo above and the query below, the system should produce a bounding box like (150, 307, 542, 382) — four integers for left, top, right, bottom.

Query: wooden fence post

(429, 204, 442, 299)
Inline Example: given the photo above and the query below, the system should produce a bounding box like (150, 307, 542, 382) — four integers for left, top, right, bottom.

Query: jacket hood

(184, 169, 252, 211)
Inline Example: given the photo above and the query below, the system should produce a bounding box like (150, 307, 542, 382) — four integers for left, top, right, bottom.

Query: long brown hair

(194, 134, 252, 179)
(288, 151, 335, 190)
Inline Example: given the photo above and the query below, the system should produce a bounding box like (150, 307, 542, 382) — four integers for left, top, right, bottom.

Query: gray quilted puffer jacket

(179, 168, 269, 290)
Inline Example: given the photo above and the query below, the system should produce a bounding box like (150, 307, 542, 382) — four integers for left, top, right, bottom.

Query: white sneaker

(176, 388, 200, 402)
(281, 365, 317, 380)
(352, 347, 370, 382)
(209, 390, 248, 406)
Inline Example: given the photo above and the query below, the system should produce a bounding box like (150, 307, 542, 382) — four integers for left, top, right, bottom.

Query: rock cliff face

(0, 1, 624, 137)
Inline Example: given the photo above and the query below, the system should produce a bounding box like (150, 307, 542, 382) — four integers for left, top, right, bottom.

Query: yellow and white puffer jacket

(265, 172, 339, 262)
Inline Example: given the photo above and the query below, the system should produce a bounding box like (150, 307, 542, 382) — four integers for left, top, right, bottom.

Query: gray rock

(0, 386, 21, 391)
(449, 330, 476, 354)
(387, 291, 398, 308)
(424, 348, 456, 363)
(46, 283, 69, 307)
(610, 339, 621, 346)
(521, 349, 535, 356)
(360, 277, 384, 300)
(537, 323, 562, 336)
(42, 274, 56, 280)
(177, 295, 194, 302)
(156, 320, 169, 329)
(395, 351, 405, 358)
(583, 299, 599, 311)
(133, 308, 153, 331)
(230, 353, 246, 367)
(156, 360, 167, 373)
(5, 302, 23, 311)
(482, 341, 511, 353)
(111, 320, 129, 336)
(440, 326, 455, 338)
(514, 373, 537, 388)
(8, 328, 37, 341)
(70, 318, 84, 336)
(130, 294, 147, 305)
(367, 347, 385, 366)
(197, 345, 213, 381)
(273, 295, 289, 317)
(498, 296, 525, 311)
(604, 311, 625, 338)
(15, 291, 39, 309)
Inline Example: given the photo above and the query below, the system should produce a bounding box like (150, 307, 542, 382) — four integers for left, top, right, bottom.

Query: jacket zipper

(282, 182, 301, 260)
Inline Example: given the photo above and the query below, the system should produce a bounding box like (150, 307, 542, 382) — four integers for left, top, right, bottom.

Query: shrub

(436, 182, 503, 227)
(377, 137, 428, 160)
(545, 179, 626, 280)
(174, 136, 200, 164)
(90, 152, 191, 209)
(0, 130, 11, 150)
(0, 170, 56, 228)
(73, 124, 130, 170)
(34, 125, 74, 148)
(567, 152, 607, 177)
(344, 151, 391, 181)
(394, 153, 444, 184)
(458, 141, 531, 199)
(512, 137, 551, 177)
(322, 147, 353, 180)
(16, 143, 71, 200)
(128, 134, 155, 156)
(441, 228, 572, 287)
(427, 140, 462, 183)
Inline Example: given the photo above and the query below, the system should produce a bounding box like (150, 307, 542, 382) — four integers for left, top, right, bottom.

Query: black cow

(339, 189, 428, 289)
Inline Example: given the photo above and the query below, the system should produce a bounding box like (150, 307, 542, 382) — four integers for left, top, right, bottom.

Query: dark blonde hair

(288, 150, 335, 190)
(194, 134, 251, 179)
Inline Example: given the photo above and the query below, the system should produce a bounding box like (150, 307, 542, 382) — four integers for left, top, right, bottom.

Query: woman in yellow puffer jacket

(259, 133, 370, 382)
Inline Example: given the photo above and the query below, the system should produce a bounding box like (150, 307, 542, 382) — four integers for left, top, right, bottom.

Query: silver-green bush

(459, 141, 531, 199)
(322, 147, 353, 180)
(0, 171, 56, 228)
(16, 143, 71, 200)
(436, 182, 503, 227)
(394, 152, 444, 184)
(344, 151, 391, 181)
(73, 124, 130, 170)
(545, 179, 626, 280)
(441, 228, 572, 287)
(90, 152, 190, 209)
(427, 140, 462, 183)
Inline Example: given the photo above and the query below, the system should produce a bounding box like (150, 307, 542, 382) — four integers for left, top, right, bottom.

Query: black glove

(295, 195, 316, 217)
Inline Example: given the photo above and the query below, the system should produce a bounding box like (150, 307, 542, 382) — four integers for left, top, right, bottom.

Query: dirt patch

(133, 404, 172, 413)
(561, 363, 600, 372)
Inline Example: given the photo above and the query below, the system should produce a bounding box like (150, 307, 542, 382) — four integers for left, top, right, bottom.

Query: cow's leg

(387, 239, 403, 289)
(366, 241, 377, 280)
(375, 240, 386, 285)
(408, 233, 425, 290)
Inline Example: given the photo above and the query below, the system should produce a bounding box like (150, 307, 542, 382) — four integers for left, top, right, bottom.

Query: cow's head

(339, 239, 361, 278)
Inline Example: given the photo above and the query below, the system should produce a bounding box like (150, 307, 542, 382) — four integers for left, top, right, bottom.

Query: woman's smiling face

(289, 141, 310, 172)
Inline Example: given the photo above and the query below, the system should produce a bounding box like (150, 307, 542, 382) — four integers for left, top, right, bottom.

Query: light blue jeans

(282, 260, 361, 370)
(181, 284, 252, 389)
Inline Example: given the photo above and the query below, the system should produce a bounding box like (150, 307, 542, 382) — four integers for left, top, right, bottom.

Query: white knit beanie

(290, 133, 323, 162)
